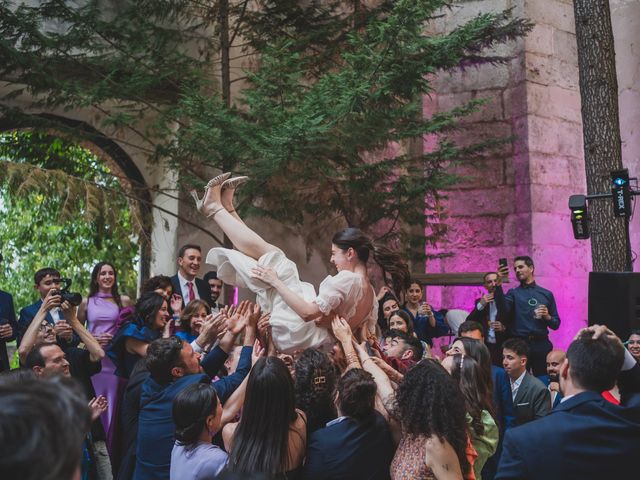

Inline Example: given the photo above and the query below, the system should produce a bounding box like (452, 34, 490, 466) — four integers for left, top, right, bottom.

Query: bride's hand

(251, 266, 279, 286)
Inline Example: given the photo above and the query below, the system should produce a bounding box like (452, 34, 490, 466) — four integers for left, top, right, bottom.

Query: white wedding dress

(206, 248, 378, 353)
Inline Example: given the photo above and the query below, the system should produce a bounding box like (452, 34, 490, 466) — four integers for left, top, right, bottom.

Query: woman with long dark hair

(294, 349, 337, 434)
(78, 262, 130, 450)
(223, 356, 306, 478)
(391, 359, 471, 479)
(108, 292, 170, 379)
(170, 383, 228, 479)
(192, 174, 410, 352)
(442, 354, 499, 479)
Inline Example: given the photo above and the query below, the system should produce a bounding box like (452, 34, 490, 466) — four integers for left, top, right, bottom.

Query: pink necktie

(187, 281, 195, 302)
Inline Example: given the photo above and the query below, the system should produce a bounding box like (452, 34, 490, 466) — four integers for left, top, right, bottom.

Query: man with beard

(495, 256, 560, 376)
(539, 349, 565, 408)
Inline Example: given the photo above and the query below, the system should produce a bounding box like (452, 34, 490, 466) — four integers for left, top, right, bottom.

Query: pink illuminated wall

(421, 1, 608, 350)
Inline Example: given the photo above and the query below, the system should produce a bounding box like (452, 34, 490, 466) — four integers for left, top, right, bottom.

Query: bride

(192, 173, 410, 353)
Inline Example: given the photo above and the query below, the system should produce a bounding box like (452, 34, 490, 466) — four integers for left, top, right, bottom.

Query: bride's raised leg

(195, 176, 278, 260)
(221, 176, 248, 224)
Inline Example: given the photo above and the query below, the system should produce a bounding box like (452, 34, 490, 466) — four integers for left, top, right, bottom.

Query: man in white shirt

(502, 338, 550, 426)
(170, 244, 209, 309)
(467, 271, 507, 365)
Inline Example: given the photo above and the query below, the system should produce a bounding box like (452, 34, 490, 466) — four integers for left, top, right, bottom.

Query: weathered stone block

(528, 115, 583, 157)
(526, 83, 582, 124)
(526, 54, 579, 90)
(503, 213, 532, 247)
(553, 29, 578, 64)
(526, 23, 555, 56)
(444, 216, 505, 247)
(526, 0, 576, 34)
(528, 154, 572, 187)
(445, 187, 516, 216)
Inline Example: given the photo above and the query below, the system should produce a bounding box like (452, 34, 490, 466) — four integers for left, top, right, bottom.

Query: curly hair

(294, 349, 337, 433)
(393, 359, 470, 476)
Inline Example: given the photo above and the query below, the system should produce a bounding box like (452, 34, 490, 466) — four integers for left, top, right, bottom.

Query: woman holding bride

(192, 173, 410, 353)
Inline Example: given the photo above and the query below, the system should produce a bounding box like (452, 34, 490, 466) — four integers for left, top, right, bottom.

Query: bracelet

(345, 352, 360, 365)
(362, 357, 374, 365)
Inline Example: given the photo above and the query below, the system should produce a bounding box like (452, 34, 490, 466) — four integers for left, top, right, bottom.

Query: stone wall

(424, 0, 593, 348)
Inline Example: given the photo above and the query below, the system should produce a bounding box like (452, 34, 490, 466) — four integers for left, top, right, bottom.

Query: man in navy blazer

(496, 325, 640, 479)
(304, 369, 394, 480)
(0, 287, 18, 372)
(17, 268, 79, 348)
(170, 244, 210, 309)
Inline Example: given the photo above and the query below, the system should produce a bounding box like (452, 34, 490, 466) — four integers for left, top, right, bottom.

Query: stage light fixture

(569, 194, 590, 239)
(611, 169, 631, 217)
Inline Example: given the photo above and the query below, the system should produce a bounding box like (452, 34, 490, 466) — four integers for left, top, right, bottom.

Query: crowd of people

(1, 175, 638, 480)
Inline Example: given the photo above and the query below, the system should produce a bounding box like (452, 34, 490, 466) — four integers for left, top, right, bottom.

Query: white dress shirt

(510, 370, 527, 401)
(177, 272, 200, 302)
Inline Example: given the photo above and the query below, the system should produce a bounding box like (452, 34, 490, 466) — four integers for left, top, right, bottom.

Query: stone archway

(0, 113, 153, 282)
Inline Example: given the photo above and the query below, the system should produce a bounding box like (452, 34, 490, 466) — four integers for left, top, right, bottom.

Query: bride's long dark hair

(332, 228, 411, 296)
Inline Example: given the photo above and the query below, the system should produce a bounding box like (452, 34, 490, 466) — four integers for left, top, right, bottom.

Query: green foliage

(0, 131, 138, 309)
(0, 0, 532, 262)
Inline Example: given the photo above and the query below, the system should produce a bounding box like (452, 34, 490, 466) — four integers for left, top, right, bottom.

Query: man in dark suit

(497, 325, 640, 479)
(203, 270, 225, 310)
(170, 244, 209, 309)
(17, 267, 78, 348)
(502, 338, 550, 426)
(0, 286, 17, 372)
(304, 369, 394, 480)
(538, 349, 565, 409)
(467, 271, 507, 365)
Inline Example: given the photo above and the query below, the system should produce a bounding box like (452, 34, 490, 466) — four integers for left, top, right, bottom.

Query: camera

(51, 278, 83, 306)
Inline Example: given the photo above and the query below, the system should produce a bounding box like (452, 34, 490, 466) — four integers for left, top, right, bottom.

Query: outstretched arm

(251, 266, 323, 322)
(18, 297, 54, 364)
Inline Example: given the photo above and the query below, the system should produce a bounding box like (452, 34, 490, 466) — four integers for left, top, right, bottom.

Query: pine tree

(0, 0, 531, 260)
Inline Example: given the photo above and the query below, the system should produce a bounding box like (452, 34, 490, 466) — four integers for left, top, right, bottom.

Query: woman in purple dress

(79, 261, 130, 453)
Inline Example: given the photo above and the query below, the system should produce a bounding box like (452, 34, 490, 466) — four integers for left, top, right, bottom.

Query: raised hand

(198, 313, 226, 346)
(247, 303, 262, 329)
(480, 293, 494, 306)
(251, 339, 266, 365)
(96, 332, 113, 348)
(170, 294, 183, 314)
(40, 289, 61, 313)
(226, 300, 250, 335)
(53, 320, 74, 342)
(376, 285, 391, 301)
(88, 395, 108, 421)
(331, 316, 353, 344)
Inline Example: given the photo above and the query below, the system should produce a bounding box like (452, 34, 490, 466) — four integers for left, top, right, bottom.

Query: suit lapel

(514, 373, 531, 405)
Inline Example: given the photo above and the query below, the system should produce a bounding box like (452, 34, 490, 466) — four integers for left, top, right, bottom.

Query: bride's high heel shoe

(191, 172, 231, 217)
(221, 176, 249, 191)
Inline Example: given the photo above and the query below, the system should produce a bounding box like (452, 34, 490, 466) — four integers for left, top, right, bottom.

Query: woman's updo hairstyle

(332, 228, 411, 297)
(172, 383, 219, 446)
(294, 349, 337, 433)
(336, 368, 377, 422)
